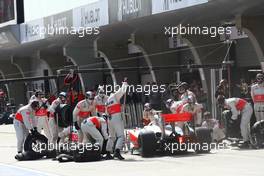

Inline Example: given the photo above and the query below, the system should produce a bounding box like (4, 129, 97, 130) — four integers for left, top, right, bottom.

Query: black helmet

(30, 100, 39, 109)
(86, 91, 95, 100)
(177, 82, 189, 94)
(35, 90, 44, 97)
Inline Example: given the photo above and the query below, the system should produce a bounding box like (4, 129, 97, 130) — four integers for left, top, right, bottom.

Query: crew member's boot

(104, 151, 113, 160)
(239, 141, 250, 149)
(15, 151, 23, 161)
(113, 149, 125, 160)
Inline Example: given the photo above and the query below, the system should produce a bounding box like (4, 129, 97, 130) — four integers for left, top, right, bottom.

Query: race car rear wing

(161, 113, 193, 123)
(159, 113, 193, 138)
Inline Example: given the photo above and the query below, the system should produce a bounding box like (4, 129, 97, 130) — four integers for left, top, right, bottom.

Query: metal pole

(228, 64, 231, 98)
(176, 71, 181, 83)
(211, 69, 216, 118)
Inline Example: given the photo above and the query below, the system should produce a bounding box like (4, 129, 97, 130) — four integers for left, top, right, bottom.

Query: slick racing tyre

(18, 133, 48, 161)
(138, 130, 157, 157)
(24, 133, 48, 153)
(195, 127, 212, 153)
(250, 120, 264, 149)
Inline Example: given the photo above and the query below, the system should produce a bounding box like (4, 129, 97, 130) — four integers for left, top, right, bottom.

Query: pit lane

(0, 125, 263, 176)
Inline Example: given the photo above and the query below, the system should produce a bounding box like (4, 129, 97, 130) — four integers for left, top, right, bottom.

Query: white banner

(73, 0, 109, 28)
(20, 19, 45, 43)
(152, 0, 208, 14)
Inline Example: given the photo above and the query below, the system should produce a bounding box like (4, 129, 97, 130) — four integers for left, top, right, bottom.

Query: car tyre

(138, 130, 156, 157)
(195, 127, 212, 153)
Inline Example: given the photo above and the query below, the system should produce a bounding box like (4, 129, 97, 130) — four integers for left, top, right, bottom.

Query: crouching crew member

(217, 95, 253, 148)
(73, 91, 96, 143)
(201, 111, 225, 142)
(81, 116, 108, 152)
(14, 100, 39, 154)
(105, 79, 128, 160)
(142, 103, 157, 126)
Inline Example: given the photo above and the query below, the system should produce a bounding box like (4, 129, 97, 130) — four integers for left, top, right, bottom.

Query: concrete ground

(0, 124, 263, 176)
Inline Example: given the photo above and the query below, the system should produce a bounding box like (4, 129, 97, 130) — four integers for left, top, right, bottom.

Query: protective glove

(74, 122, 80, 130)
(102, 113, 109, 121)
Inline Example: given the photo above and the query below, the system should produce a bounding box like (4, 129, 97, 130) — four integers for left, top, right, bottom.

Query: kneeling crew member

(142, 103, 157, 126)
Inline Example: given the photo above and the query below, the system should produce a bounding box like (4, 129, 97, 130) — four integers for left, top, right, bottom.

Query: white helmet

(166, 99, 174, 109)
(187, 96, 195, 104)
(59, 92, 67, 98)
(98, 86, 105, 98)
(86, 91, 95, 100)
(144, 103, 151, 111)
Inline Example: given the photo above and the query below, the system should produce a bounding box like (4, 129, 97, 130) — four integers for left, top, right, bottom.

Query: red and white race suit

(81, 116, 108, 151)
(33, 97, 51, 142)
(180, 90, 197, 104)
(106, 82, 128, 152)
(13, 104, 37, 152)
(225, 98, 253, 141)
(181, 103, 203, 126)
(73, 99, 95, 142)
(169, 100, 186, 128)
(48, 98, 64, 144)
(142, 109, 157, 126)
(251, 83, 264, 121)
(94, 95, 108, 117)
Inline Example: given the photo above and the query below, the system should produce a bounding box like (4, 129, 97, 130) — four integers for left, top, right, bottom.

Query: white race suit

(73, 99, 95, 142)
(34, 97, 51, 142)
(106, 82, 128, 152)
(225, 98, 253, 141)
(251, 83, 264, 121)
(94, 95, 108, 117)
(48, 98, 64, 144)
(14, 104, 37, 152)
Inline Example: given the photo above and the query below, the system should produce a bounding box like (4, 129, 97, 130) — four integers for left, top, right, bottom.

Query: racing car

(127, 112, 212, 157)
